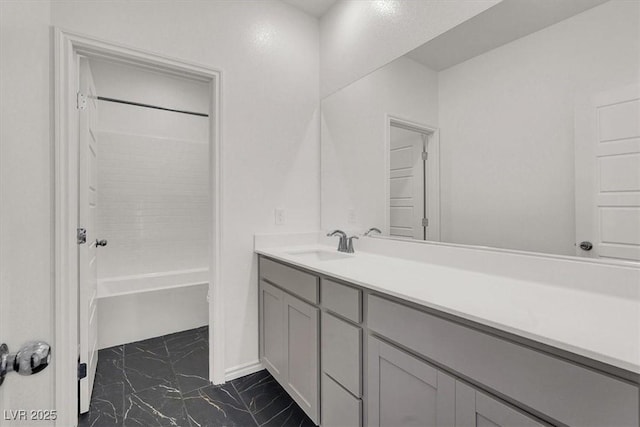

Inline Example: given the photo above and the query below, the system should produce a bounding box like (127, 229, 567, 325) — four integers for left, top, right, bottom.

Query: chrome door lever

(0, 341, 51, 386)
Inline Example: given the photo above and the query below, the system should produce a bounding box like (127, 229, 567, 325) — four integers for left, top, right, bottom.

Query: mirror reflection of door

(389, 123, 438, 240)
(575, 84, 640, 262)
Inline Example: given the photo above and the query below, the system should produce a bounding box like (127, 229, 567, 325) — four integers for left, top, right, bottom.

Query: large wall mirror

(321, 0, 640, 263)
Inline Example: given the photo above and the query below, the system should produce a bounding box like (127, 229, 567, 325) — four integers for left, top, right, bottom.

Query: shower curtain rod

(95, 96, 209, 117)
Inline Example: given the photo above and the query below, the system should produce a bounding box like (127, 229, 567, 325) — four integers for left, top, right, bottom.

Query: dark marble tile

(124, 350, 177, 393)
(170, 340, 210, 394)
(197, 326, 209, 343)
(233, 370, 314, 427)
(125, 336, 168, 358)
(165, 328, 205, 359)
(257, 402, 315, 427)
(183, 383, 256, 427)
(95, 346, 127, 388)
(123, 384, 189, 427)
(79, 382, 125, 427)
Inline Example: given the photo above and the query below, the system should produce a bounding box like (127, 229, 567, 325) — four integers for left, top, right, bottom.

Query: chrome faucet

(327, 230, 348, 252)
(364, 227, 382, 237)
(327, 230, 359, 253)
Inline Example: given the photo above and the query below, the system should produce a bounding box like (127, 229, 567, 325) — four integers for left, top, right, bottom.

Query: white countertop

(256, 244, 640, 375)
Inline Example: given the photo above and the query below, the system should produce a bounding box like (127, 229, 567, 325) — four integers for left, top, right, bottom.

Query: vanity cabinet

(259, 259, 320, 424)
(258, 255, 639, 427)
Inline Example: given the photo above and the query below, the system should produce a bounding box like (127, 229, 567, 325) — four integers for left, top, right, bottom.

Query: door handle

(96, 239, 108, 247)
(0, 341, 51, 387)
(579, 241, 593, 251)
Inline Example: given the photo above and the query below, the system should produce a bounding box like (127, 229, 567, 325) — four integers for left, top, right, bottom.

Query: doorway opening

(54, 29, 223, 427)
(386, 117, 440, 241)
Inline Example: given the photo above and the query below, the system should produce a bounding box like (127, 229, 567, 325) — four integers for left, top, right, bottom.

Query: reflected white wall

(438, 0, 640, 255)
(321, 0, 640, 256)
(321, 56, 438, 232)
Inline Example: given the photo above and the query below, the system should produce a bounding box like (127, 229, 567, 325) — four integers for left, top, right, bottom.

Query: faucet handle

(327, 229, 346, 237)
(364, 227, 382, 237)
(346, 235, 359, 253)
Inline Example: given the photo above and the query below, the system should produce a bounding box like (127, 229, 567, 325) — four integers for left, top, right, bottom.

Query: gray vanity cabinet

(455, 382, 545, 427)
(368, 336, 456, 427)
(259, 256, 639, 427)
(259, 258, 320, 425)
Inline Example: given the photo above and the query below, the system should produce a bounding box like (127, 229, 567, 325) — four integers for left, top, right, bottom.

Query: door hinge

(421, 151, 428, 161)
(78, 362, 87, 380)
(77, 228, 87, 245)
(77, 92, 87, 110)
(422, 218, 429, 227)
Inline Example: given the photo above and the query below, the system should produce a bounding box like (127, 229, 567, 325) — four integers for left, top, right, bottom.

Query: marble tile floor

(79, 327, 315, 427)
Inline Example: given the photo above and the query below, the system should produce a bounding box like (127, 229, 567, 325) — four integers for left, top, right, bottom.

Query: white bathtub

(97, 268, 209, 298)
(96, 268, 209, 349)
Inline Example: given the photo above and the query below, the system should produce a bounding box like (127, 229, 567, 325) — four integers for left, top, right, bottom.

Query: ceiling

(282, 0, 338, 18)
(407, 0, 610, 71)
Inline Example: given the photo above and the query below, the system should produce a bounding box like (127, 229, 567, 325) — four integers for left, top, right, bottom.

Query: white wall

(319, 0, 501, 97)
(51, 0, 321, 380)
(438, 0, 640, 255)
(0, 0, 54, 420)
(321, 56, 438, 233)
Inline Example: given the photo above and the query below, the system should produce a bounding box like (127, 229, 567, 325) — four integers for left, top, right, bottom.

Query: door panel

(389, 126, 425, 239)
(78, 58, 99, 413)
(575, 84, 640, 261)
(260, 280, 285, 379)
(368, 336, 455, 427)
(455, 381, 545, 427)
(284, 294, 319, 424)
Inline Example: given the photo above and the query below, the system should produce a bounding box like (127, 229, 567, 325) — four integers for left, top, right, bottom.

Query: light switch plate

(275, 208, 285, 225)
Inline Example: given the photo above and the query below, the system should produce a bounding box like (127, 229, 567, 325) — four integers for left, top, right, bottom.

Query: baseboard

(224, 359, 264, 382)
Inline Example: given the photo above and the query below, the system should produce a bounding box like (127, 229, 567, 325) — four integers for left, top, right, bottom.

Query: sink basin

(285, 249, 353, 262)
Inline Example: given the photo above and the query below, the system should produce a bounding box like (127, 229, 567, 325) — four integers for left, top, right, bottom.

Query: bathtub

(96, 268, 209, 349)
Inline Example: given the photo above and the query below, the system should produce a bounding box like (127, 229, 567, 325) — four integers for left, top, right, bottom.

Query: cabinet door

(322, 311, 362, 397)
(368, 337, 455, 427)
(456, 381, 546, 427)
(284, 294, 320, 424)
(322, 373, 362, 427)
(260, 280, 285, 379)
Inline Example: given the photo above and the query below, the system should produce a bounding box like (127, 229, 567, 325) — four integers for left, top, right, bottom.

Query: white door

(389, 126, 426, 239)
(575, 84, 640, 262)
(78, 57, 100, 413)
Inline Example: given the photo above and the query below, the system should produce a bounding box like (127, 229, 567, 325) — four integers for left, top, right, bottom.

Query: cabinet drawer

(260, 257, 318, 303)
(322, 278, 362, 323)
(322, 373, 361, 427)
(322, 312, 362, 397)
(368, 294, 639, 427)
